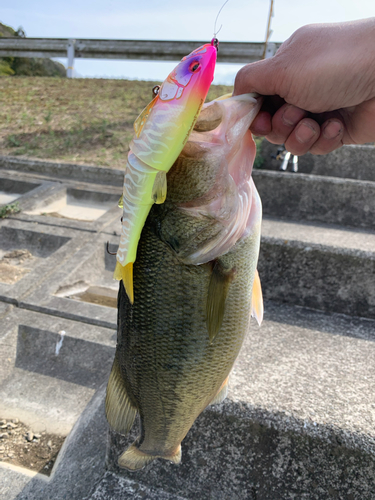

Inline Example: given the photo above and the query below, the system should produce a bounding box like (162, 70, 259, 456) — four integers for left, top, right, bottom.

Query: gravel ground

(0, 418, 65, 476)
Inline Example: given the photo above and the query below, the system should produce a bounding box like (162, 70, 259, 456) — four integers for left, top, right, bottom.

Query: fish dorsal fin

(152, 171, 167, 204)
(133, 96, 158, 137)
(105, 356, 137, 435)
(206, 261, 235, 343)
(251, 269, 263, 326)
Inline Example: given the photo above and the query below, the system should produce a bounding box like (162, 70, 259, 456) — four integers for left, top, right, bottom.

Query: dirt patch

(0, 418, 65, 476)
(0, 249, 34, 284)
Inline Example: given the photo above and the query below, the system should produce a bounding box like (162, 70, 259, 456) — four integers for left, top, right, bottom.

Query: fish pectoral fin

(251, 269, 263, 326)
(210, 376, 229, 405)
(113, 261, 134, 304)
(206, 261, 236, 343)
(105, 356, 137, 435)
(119, 442, 181, 471)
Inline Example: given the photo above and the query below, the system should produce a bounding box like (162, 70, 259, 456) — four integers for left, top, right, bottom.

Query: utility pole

(262, 0, 275, 59)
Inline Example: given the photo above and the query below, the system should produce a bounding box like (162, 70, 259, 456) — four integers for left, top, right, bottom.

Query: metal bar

(67, 39, 75, 78)
(0, 38, 281, 63)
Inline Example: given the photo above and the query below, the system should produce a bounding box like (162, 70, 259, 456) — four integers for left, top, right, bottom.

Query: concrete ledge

(0, 385, 109, 500)
(0, 156, 124, 187)
(259, 218, 375, 319)
(253, 169, 375, 229)
(4, 302, 375, 499)
(104, 301, 375, 499)
(0, 308, 115, 434)
(260, 142, 375, 182)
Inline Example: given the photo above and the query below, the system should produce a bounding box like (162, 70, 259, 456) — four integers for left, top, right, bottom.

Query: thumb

(233, 58, 278, 97)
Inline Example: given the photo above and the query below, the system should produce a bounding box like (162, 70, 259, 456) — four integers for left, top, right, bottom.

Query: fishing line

(213, 0, 230, 38)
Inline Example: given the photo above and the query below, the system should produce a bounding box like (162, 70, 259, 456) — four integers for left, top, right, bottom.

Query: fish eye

(189, 61, 201, 73)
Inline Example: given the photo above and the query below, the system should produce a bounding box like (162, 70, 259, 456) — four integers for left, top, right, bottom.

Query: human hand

(233, 18, 375, 155)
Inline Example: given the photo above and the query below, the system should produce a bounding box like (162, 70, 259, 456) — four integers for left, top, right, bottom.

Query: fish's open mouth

(164, 93, 263, 266)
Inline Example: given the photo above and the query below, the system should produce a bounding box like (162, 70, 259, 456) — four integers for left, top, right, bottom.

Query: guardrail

(0, 37, 280, 77)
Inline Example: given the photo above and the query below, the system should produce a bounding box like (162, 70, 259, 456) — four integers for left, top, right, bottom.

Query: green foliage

(253, 137, 265, 169)
(10, 57, 66, 77)
(0, 58, 15, 76)
(0, 202, 20, 219)
(7, 135, 20, 147)
(0, 22, 66, 77)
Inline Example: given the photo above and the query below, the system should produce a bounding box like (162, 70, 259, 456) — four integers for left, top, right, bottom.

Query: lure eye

(189, 61, 201, 73)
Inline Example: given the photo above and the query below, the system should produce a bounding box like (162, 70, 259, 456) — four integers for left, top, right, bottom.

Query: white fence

(0, 38, 279, 77)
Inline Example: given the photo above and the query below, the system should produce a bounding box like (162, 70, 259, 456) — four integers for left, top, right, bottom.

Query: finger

(309, 119, 344, 155)
(233, 59, 277, 96)
(266, 104, 308, 144)
(250, 111, 272, 136)
(284, 118, 320, 155)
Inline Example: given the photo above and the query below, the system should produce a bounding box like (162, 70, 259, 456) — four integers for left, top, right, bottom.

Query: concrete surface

(0, 308, 115, 434)
(259, 218, 375, 319)
(260, 141, 375, 181)
(1, 155, 374, 499)
(0, 385, 108, 500)
(3, 302, 375, 500)
(106, 301, 375, 499)
(253, 169, 375, 229)
(0, 156, 124, 186)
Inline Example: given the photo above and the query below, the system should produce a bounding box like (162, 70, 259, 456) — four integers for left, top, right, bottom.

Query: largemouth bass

(114, 41, 218, 303)
(106, 92, 264, 471)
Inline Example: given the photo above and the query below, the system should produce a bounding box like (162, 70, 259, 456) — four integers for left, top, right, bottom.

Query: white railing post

(265, 42, 276, 59)
(67, 39, 75, 77)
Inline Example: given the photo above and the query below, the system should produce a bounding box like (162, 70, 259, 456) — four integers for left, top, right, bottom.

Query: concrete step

(0, 219, 91, 306)
(253, 169, 375, 230)
(260, 141, 375, 182)
(105, 301, 375, 499)
(1, 156, 374, 498)
(4, 301, 374, 499)
(0, 156, 124, 187)
(23, 232, 119, 329)
(259, 218, 375, 320)
(0, 308, 115, 435)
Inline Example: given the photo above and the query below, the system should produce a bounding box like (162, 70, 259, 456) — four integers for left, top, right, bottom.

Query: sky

(1, 0, 374, 84)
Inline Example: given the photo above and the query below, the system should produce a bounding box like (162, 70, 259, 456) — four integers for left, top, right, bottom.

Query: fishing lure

(114, 39, 218, 302)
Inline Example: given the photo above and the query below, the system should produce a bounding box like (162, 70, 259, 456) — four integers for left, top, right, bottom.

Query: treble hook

(106, 241, 117, 255)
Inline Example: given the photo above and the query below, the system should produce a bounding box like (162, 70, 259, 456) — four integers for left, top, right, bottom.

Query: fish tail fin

(119, 443, 182, 471)
(113, 261, 134, 304)
(210, 376, 229, 405)
(105, 357, 137, 435)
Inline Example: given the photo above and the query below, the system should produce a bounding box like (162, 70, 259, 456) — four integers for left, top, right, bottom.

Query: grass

(0, 77, 235, 169)
(0, 202, 20, 218)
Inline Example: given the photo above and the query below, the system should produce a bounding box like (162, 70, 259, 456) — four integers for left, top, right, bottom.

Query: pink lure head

(130, 42, 217, 171)
(158, 42, 217, 104)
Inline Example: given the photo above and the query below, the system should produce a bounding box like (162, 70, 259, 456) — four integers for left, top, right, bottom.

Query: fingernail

(282, 105, 304, 126)
(295, 122, 317, 143)
(323, 120, 342, 140)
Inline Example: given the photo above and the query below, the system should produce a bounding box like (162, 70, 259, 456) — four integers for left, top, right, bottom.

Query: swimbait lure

(114, 40, 218, 302)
